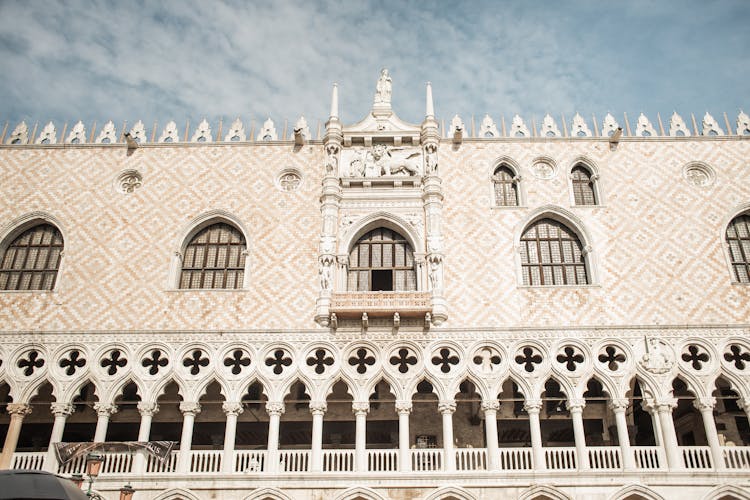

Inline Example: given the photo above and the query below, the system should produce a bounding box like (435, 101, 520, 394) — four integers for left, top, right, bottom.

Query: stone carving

(129, 121, 147, 143)
(36, 122, 57, 144)
(7, 121, 28, 144)
(540, 114, 561, 137)
(635, 113, 657, 137)
(479, 114, 499, 138)
(292, 116, 311, 140)
(424, 144, 438, 175)
(601, 113, 620, 137)
(117, 170, 143, 194)
(571, 113, 591, 137)
(319, 261, 332, 291)
(345, 145, 420, 177)
(191, 119, 213, 142)
(66, 121, 87, 144)
(701, 112, 724, 136)
(225, 118, 246, 142)
(639, 337, 674, 374)
(95, 121, 117, 144)
(450, 115, 465, 136)
(683, 163, 714, 187)
(278, 169, 301, 192)
(257, 118, 278, 141)
(531, 159, 556, 180)
(374, 68, 392, 105)
(668, 112, 691, 137)
(473, 347, 501, 374)
(428, 258, 442, 292)
(510, 114, 530, 137)
(159, 121, 180, 143)
(736, 110, 750, 135)
(324, 144, 339, 174)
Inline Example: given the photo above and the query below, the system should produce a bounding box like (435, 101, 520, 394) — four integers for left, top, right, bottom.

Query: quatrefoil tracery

(556, 346, 584, 372)
(142, 350, 168, 375)
(724, 344, 750, 370)
(598, 345, 626, 371)
(183, 349, 210, 375)
(224, 349, 251, 375)
(18, 351, 45, 376)
(515, 347, 543, 373)
(390, 348, 417, 374)
(101, 350, 127, 376)
(682, 344, 710, 371)
(431, 348, 459, 374)
(265, 349, 292, 375)
(348, 348, 376, 375)
(306, 349, 334, 375)
(59, 350, 86, 376)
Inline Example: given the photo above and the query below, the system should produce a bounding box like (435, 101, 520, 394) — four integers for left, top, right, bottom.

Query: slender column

(642, 400, 663, 446)
(482, 400, 500, 471)
(309, 401, 327, 472)
(0, 404, 32, 469)
(567, 399, 589, 470)
(132, 402, 158, 474)
(266, 402, 284, 473)
(395, 401, 412, 472)
(177, 402, 201, 473)
(524, 399, 545, 471)
(222, 402, 244, 473)
(694, 397, 724, 470)
(352, 402, 369, 472)
(44, 403, 74, 472)
(438, 400, 456, 472)
(609, 399, 635, 470)
(652, 399, 683, 470)
(93, 403, 118, 443)
(741, 398, 750, 423)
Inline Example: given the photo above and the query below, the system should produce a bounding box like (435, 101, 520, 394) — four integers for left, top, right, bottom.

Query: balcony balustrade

(11, 445, 750, 476)
(330, 291, 431, 318)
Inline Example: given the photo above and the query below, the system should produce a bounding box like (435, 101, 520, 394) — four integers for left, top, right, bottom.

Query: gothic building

(0, 72, 749, 500)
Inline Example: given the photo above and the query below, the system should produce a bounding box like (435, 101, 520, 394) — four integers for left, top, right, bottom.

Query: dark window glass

(727, 214, 750, 283)
(520, 218, 588, 286)
(492, 165, 519, 207)
(180, 223, 246, 289)
(571, 165, 597, 205)
(348, 228, 416, 291)
(0, 224, 63, 291)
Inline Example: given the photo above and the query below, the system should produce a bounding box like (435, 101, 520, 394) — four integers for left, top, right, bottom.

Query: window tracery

(179, 222, 246, 289)
(519, 218, 588, 286)
(726, 213, 750, 283)
(347, 228, 416, 291)
(492, 165, 519, 207)
(0, 223, 63, 291)
(571, 165, 597, 205)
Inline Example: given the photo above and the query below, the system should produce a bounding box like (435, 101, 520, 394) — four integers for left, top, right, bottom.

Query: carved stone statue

(319, 263, 332, 291)
(374, 69, 392, 105)
(324, 144, 338, 174)
(640, 337, 674, 374)
(372, 145, 420, 176)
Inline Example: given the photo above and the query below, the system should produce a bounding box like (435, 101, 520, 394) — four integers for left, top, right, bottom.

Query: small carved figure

(428, 260, 441, 291)
(325, 145, 338, 174)
(374, 69, 392, 104)
(640, 337, 673, 374)
(319, 264, 332, 291)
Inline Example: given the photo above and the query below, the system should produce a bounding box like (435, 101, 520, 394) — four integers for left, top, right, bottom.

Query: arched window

(0, 223, 63, 291)
(348, 228, 416, 291)
(727, 213, 750, 283)
(492, 165, 519, 206)
(520, 218, 588, 286)
(571, 165, 597, 205)
(179, 222, 246, 289)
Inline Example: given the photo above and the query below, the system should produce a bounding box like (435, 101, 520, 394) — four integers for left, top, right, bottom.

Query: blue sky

(0, 0, 748, 135)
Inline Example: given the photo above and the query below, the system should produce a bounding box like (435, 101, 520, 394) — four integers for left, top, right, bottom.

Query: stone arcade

(0, 72, 749, 500)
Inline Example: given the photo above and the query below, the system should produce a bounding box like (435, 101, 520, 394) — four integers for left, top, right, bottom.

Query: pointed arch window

(727, 213, 750, 283)
(520, 218, 588, 285)
(492, 165, 519, 207)
(0, 223, 63, 291)
(180, 222, 246, 289)
(348, 228, 416, 291)
(571, 165, 597, 205)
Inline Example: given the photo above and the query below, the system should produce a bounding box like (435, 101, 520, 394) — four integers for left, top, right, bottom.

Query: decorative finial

(330, 83, 339, 119)
(425, 82, 434, 118)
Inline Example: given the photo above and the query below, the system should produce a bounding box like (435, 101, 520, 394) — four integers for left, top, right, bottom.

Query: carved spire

(330, 83, 339, 120)
(425, 81, 434, 118)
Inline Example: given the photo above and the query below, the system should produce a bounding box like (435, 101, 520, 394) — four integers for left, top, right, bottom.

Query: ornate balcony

(329, 291, 432, 319)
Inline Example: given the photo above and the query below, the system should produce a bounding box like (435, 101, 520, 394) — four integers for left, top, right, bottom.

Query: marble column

(266, 402, 284, 473)
(222, 402, 244, 473)
(395, 400, 412, 472)
(44, 403, 74, 472)
(524, 399, 545, 471)
(609, 399, 635, 470)
(0, 404, 32, 469)
(482, 400, 500, 471)
(438, 400, 456, 472)
(654, 399, 683, 470)
(352, 402, 369, 472)
(132, 402, 159, 474)
(177, 402, 201, 473)
(93, 403, 118, 443)
(309, 401, 327, 472)
(567, 399, 589, 470)
(694, 397, 725, 470)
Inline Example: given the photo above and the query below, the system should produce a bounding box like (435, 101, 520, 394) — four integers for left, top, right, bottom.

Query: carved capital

(395, 400, 413, 414)
(523, 399, 543, 414)
(50, 403, 74, 418)
(179, 401, 202, 416)
(265, 401, 285, 417)
(309, 401, 328, 415)
(693, 396, 716, 413)
(223, 401, 244, 417)
(438, 400, 456, 414)
(609, 398, 629, 413)
(481, 400, 500, 413)
(137, 402, 159, 417)
(352, 402, 370, 416)
(566, 398, 586, 412)
(7, 403, 32, 417)
(652, 398, 678, 413)
(94, 403, 118, 418)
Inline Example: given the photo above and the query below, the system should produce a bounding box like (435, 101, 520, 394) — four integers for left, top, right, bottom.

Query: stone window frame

(722, 203, 750, 285)
(489, 157, 525, 208)
(0, 212, 66, 293)
(168, 210, 251, 290)
(567, 157, 603, 207)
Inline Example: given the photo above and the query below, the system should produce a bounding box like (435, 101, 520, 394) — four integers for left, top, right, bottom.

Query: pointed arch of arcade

(333, 486, 387, 500)
(244, 487, 293, 500)
(423, 485, 477, 500)
(701, 484, 750, 500)
(608, 484, 666, 500)
(153, 488, 202, 500)
(518, 484, 572, 500)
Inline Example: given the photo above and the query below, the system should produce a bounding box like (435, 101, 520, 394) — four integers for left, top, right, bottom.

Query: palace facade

(0, 73, 749, 500)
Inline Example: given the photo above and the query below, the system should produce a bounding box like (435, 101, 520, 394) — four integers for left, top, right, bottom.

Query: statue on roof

(374, 68, 392, 105)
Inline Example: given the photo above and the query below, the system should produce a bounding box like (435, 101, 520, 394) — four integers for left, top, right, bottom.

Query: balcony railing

(12, 445, 750, 476)
(330, 291, 431, 318)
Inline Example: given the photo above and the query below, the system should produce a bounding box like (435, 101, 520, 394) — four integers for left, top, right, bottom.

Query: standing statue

(374, 69, 392, 104)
